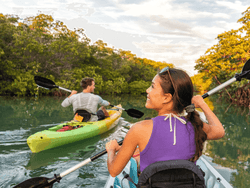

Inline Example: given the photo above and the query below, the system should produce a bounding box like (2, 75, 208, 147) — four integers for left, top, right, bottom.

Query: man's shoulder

(90, 93, 101, 98)
(82, 92, 101, 99)
(72, 93, 82, 98)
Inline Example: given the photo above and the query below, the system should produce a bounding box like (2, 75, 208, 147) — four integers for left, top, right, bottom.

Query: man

(61, 77, 110, 122)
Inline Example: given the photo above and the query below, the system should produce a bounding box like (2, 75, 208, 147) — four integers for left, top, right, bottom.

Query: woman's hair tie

(185, 104, 195, 113)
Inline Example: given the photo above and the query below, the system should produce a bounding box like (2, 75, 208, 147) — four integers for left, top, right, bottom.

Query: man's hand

(68, 90, 77, 98)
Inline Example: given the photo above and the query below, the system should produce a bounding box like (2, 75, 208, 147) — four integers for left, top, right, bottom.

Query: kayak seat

(75, 109, 106, 122)
(75, 110, 92, 122)
(137, 160, 205, 188)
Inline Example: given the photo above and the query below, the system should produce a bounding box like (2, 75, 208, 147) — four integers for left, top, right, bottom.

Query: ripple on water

(0, 130, 30, 154)
(0, 164, 29, 188)
(1, 118, 133, 188)
(0, 128, 29, 139)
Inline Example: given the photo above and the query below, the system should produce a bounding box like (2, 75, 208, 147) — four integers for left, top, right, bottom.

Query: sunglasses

(159, 67, 170, 74)
(159, 67, 176, 89)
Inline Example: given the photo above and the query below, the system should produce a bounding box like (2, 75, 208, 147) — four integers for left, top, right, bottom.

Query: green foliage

(102, 77, 129, 95)
(129, 80, 151, 95)
(0, 13, 174, 96)
(193, 6, 250, 104)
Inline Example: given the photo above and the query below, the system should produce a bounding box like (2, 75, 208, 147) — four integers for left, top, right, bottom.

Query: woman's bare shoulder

(129, 119, 153, 132)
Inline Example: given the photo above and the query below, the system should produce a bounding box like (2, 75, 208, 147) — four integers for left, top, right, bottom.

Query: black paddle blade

(126, 109, 144, 118)
(241, 59, 250, 80)
(34, 76, 58, 90)
(13, 177, 52, 188)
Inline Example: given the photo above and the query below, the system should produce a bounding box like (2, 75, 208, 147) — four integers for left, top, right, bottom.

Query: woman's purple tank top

(140, 115, 196, 172)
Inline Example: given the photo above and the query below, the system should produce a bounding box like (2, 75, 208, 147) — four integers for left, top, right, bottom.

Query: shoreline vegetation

(0, 13, 173, 97)
(1, 6, 250, 109)
(192, 6, 250, 109)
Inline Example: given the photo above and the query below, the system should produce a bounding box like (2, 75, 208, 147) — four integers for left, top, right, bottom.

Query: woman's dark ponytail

(186, 110, 207, 161)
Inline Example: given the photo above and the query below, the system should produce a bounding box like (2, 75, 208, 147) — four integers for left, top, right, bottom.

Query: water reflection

(26, 135, 100, 170)
(0, 97, 73, 131)
(206, 96, 250, 187)
(0, 95, 155, 130)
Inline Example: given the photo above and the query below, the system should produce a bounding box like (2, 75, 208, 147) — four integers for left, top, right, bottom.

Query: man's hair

(80, 77, 94, 89)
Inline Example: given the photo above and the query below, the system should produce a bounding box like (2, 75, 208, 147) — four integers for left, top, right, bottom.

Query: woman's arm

(106, 123, 140, 177)
(192, 95, 225, 140)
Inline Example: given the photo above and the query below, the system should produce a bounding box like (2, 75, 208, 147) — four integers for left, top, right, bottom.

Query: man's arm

(98, 96, 110, 106)
(61, 90, 77, 107)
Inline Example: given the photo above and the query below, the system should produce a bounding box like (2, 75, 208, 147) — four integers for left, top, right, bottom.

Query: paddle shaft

(58, 86, 72, 93)
(112, 105, 125, 111)
(59, 140, 123, 178)
(37, 84, 72, 93)
(201, 63, 250, 99)
(202, 77, 236, 99)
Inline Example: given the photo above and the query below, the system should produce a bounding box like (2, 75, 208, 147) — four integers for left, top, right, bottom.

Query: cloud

(216, 0, 249, 12)
(62, 16, 147, 55)
(133, 37, 213, 75)
(192, 25, 226, 39)
(215, 20, 242, 31)
(100, 21, 146, 34)
(117, 0, 229, 20)
(150, 16, 192, 32)
(148, 16, 209, 39)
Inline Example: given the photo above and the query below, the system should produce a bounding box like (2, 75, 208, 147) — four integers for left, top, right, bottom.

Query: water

(0, 95, 154, 188)
(0, 95, 249, 187)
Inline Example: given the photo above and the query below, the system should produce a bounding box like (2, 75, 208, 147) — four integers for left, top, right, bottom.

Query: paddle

(202, 58, 250, 99)
(109, 105, 144, 119)
(15, 59, 250, 188)
(34, 76, 144, 118)
(35, 76, 72, 93)
(13, 140, 124, 188)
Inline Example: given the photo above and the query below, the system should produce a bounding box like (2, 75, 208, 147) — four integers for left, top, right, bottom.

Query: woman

(105, 67, 225, 177)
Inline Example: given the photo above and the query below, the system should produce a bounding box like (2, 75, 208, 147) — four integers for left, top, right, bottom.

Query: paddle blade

(13, 177, 52, 188)
(34, 76, 58, 90)
(126, 109, 144, 118)
(241, 59, 250, 79)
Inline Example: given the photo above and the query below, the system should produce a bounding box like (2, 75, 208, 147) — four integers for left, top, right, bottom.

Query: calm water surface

(0, 95, 249, 188)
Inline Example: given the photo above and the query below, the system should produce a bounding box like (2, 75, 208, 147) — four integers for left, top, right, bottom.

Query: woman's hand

(191, 95, 207, 108)
(105, 139, 120, 153)
(192, 95, 225, 140)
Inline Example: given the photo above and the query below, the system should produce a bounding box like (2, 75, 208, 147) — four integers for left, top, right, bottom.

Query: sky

(0, 0, 249, 75)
